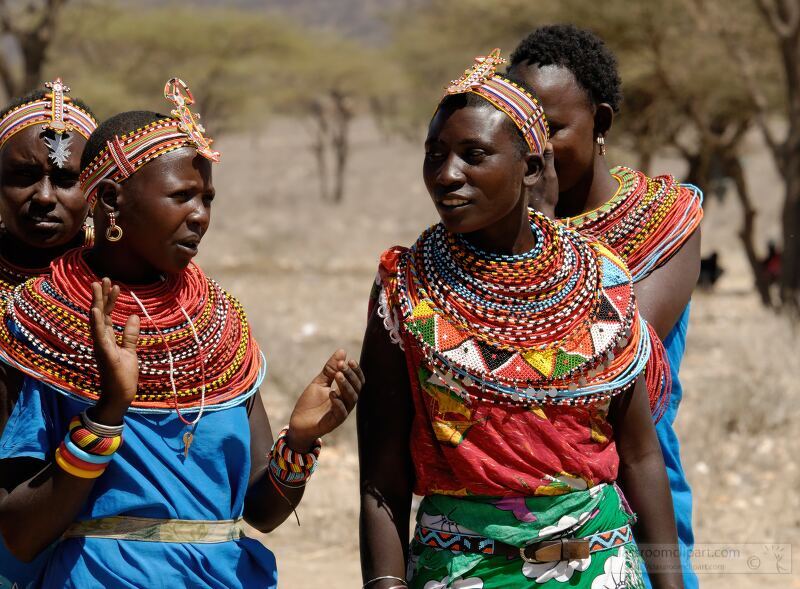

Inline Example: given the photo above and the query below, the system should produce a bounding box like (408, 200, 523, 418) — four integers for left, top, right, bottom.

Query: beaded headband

(443, 48, 549, 155)
(79, 77, 220, 207)
(0, 78, 97, 168)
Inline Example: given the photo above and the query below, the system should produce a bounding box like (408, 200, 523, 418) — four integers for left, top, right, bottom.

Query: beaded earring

(106, 212, 122, 242)
(596, 135, 606, 156)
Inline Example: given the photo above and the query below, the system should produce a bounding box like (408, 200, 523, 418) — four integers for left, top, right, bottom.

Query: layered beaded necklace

(0, 248, 262, 413)
(0, 251, 48, 298)
(388, 209, 650, 407)
(564, 166, 703, 282)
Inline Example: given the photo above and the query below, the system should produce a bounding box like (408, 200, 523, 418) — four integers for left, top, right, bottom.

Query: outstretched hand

(529, 142, 559, 219)
(286, 349, 364, 452)
(88, 278, 140, 425)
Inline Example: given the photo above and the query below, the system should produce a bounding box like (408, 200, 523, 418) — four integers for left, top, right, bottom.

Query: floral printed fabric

(408, 484, 644, 589)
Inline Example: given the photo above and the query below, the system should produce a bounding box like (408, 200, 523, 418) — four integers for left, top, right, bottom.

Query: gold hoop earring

(106, 212, 123, 242)
(83, 222, 95, 247)
(596, 135, 606, 156)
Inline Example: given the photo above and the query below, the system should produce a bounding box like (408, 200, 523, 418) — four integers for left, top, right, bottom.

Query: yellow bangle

(55, 449, 106, 479)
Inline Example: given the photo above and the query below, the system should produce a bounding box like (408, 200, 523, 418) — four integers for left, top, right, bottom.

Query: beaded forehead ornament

(79, 77, 221, 207)
(443, 48, 549, 155)
(0, 78, 97, 168)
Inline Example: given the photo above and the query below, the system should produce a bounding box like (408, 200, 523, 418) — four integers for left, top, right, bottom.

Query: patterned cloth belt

(63, 516, 246, 543)
(414, 523, 633, 564)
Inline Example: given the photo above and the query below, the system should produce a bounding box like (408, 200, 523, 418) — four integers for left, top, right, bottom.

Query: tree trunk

(779, 152, 800, 310)
(726, 155, 774, 306)
(330, 91, 352, 204)
(310, 101, 330, 202)
(776, 22, 800, 311)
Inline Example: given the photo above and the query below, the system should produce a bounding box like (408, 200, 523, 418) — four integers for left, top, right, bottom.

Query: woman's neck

(84, 245, 163, 285)
(462, 198, 536, 256)
(555, 156, 619, 219)
(0, 231, 83, 269)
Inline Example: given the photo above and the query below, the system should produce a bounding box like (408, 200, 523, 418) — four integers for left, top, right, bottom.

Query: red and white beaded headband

(443, 48, 549, 155)
(0, 78, 97, 167)
(79, 78, 220, 207)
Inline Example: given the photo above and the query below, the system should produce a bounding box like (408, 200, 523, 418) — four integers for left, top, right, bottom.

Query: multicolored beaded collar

(379, 210, 653, 408)
(0, 249, 264, 413)
(0, 78, 97, 167)
(0, 252, 48, 300)
(443, 48, 549, 155)
(563, 166, 704, 282)
(79, 78, 220, 207)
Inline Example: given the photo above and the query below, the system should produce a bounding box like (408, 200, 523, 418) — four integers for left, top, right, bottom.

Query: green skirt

(408, 483, 645, 588)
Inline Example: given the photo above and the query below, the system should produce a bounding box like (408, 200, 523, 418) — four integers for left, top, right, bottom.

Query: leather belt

(414, 523, 633, 563)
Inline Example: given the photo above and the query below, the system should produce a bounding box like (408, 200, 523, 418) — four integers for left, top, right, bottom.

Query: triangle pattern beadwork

(522, 348, 557, 378)
(600, 256, 630, 288)
(435, 316, 469, 352)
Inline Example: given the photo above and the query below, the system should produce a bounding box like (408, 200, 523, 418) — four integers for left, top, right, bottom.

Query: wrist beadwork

(55, 414, 123, 479)
(267, 426, 321, 486)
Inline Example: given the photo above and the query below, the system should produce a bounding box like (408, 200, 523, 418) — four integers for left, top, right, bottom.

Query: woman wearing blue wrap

(0, 79, 363, 588)
(508, 25, 703, 588)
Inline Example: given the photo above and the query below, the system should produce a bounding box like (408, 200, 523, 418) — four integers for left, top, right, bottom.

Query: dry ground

(196, 119, 799, 588)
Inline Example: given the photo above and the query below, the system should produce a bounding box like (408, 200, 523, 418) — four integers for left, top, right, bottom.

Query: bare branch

(0, 53, 16, 98)
(777, 0, 800, 34)
(755, 0, 794, 38)
(0, 0, 19, 35)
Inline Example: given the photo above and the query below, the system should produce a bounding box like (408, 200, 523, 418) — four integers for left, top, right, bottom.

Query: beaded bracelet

(267, 427, 321, 487)
(80, 409, 125, 437)
(363, 576, 408, 588)
(69, 415, 123, 456)
(55, 414, 124, 479)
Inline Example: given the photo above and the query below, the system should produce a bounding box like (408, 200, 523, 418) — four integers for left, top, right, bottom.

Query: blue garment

(0, 378, 277, 589)
(642, 304, 698, 589)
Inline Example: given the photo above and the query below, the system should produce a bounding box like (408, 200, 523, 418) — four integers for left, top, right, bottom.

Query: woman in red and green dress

(358, 50, 683, 589)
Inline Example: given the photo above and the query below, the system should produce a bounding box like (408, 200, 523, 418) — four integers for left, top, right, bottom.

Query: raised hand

(87, 278, 141, 426)
(286, 349, 364, 452)
(529, 142, 559, 219)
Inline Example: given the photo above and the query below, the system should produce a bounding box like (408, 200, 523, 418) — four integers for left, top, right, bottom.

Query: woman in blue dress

(508, 26, 703, 588)
(0, 79, 363, 588)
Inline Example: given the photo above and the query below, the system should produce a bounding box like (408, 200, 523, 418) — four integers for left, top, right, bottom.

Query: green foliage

(44, 0, 402, 134)
(384, 0, 781, 153)
(386, 0, 561, 129)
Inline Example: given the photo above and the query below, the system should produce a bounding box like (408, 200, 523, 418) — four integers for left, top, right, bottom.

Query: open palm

(89, 278, 140, 421)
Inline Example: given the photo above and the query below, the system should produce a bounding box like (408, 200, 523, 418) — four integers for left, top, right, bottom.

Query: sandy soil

(196, 119, 799, 588)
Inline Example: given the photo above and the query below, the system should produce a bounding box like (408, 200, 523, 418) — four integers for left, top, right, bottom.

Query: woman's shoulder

(377, 245, 410, 277)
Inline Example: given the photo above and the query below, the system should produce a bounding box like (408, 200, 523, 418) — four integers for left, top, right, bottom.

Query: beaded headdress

(0, 78, 97, 168)
(79, 77, 221, 207)
(442, 48, 549, 155)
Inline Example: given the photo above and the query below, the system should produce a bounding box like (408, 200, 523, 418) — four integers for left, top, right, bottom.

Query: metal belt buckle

(519, 539, 554, 564)
(520, 538, 590, 563)
(520, 544, 543, 564)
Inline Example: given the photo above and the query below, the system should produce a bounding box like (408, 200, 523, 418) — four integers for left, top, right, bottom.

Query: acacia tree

(731, 0, 799, 310)
(275, 35, 406, 203)
(0, 0, 69, 100)
(682, 0, 800, 310)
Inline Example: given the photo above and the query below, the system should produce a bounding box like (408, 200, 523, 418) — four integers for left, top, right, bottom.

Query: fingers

(348, 358, 366, 387)
(313, 348, 347, 386)
(328, 390, 349, 422)
(105, 283, 121, 317)
(90, 282, 106, 345)
(332, 371, 358, 414)
(120, 314, 140, 351)
(89, 279, 139, 352)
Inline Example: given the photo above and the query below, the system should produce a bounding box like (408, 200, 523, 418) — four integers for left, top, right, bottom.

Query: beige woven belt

(63, 516, 245, 543)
